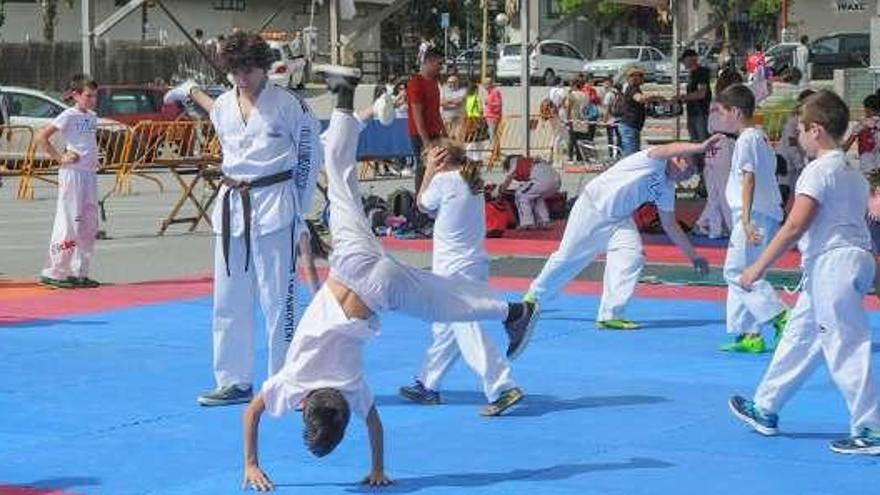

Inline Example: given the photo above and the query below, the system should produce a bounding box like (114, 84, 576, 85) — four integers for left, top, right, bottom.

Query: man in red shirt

(407, 48, 446, 191)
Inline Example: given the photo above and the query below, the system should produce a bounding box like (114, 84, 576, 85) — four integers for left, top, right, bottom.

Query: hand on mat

(692, 256, 710, 275)
(743, 222, 763, 245)
(242, 464, 274, 491)
(739, 266, 762, 291)
(362, 469, 393, 487)
(59, 150, 79, 165)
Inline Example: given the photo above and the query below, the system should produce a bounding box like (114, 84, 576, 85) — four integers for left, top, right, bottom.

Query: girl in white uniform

(197, 32, 324, 407)
(501, 156, 562, 230)
(524, 140, 713, 330)
(729, 90, 880, 455)
(37, 76, 101, 289)
(715, 84, 789, 354)
(241, 67, 540, 491)
(400, 138, 522, 416)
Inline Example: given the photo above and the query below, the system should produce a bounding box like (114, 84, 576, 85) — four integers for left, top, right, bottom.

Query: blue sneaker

(197, 384, 253, 407)
(830, 428, 880, 456)
(399, 379, 441, 405)
(728, 395, 779, 436)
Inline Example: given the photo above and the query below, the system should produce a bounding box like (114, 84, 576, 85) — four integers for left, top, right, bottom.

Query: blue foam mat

(1, 291, 879, 494)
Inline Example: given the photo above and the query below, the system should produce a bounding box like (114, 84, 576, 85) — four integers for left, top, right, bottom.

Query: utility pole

(520, 0, 529, 156)
(481, 0, 489, 81)
(81, 0, 94, 76)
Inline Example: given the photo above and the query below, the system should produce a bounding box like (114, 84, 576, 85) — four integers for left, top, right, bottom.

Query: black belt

(220, 169, 293, 276)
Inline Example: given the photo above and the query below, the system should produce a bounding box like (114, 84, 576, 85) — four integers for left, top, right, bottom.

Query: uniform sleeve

(287, 96, 324, 221)
(419, 174, 444, 213)
(656, 180, 676, 212)
(345, 379, 375, 418)
(734, 134, 759, 174)
(795, 166, 826, 204)
(260, 371, 305, 418)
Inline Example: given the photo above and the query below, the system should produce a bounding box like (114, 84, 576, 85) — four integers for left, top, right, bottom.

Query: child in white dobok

(715, 84, 789, 354)
(400, 138, 522, 416)
(37, 75, 101, 289)
(240, 66, 539, 491)
(524, 140, 713, 330)
(729, 90, 880, 456)
(194, 32, 324, 407)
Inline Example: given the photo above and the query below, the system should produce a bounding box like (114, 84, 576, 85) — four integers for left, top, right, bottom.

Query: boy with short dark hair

(715, 84, 789, 353)
(241, 66, 538, 491)
(37, 75, 101, 289)
(729, 89, 880, 455)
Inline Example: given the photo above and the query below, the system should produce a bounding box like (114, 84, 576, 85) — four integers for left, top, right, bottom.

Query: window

(811, 37, 840, 55)
(101, 90, 158, 116)
(213, 0, 246, 11)
(561, 45, 583, 60)
(650, 49, 664, 61)
(541, 43, 562, 57)
(6, 93, 63, 118)
(605, 47, 641, 60)
(543, 0, 562, 19)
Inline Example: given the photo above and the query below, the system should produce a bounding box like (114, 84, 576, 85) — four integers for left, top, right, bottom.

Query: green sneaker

(596, 319, 642, 330)
(720, 334, 767, 353)
(480, 387, 524, 417)
(772, 309, 791, 343)
(522, 291, 537, 304)
(39, 276, 76, 289)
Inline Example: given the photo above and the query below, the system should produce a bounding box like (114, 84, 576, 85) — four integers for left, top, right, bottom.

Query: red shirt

(406, 74, 445, 138)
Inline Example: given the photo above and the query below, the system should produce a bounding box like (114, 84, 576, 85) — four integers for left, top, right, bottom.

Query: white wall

(789, 0, 872, 39)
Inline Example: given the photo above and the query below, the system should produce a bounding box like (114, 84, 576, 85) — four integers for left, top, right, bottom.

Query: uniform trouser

(515, 177, 560, 227)
(212, 225, 297, 388)
(42, 168, 98, 280)
(529, 193, 645, 321)
(325, 110, 509, 323)
(695, 161, 732, 237)
(754, 248, 880, 435)
(723, 211, 786, 335)
(417, 262, 517, 402)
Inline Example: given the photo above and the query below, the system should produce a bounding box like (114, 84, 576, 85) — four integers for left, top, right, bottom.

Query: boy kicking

(241, 66, 538, 490)
(523, 139, 714, 329)
(729, 90, 880, 455)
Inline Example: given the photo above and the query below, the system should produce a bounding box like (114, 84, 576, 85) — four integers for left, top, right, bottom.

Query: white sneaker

(374, 84, 395, 126)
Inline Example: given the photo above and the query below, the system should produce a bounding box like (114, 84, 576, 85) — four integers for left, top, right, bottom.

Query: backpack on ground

(362, 194, 389, 232)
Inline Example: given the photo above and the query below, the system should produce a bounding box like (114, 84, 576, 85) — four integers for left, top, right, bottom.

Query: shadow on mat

(778, 432, 848, 440)
(873, 343, 880, 354)
(377, 391, 668, 417)
(539, 316, 723, 329)
(3, 319, 109, 329)
(17, 477, 101, 491)
(278, 458, 673, 493)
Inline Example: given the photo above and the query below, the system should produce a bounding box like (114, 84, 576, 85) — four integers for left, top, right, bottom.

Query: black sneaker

(313, 64, 362, 92)
(480, 387, 524, 416)
(197, 384, 253, 407)
(504, 302, 539, 360)
(399, 379, 441, 405)
(830, 428, 880, 456)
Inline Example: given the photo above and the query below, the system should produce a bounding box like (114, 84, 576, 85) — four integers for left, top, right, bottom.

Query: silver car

(583, 46, 665, 82)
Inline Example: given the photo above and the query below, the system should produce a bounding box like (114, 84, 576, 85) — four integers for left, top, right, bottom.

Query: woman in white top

(399, 138, 524, 416)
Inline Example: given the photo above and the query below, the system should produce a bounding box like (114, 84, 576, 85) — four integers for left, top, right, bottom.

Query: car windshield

(502, 44, 524, 56)
(604, 47, 640, 59)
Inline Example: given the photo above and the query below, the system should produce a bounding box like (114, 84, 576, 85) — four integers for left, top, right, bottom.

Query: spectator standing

(601, 76, 621, 153)
(441, 74, 467, 139)
(618, 67, 647, 156)
(407, 48, 447, 191)
(677, 48, 711, 144)
(794, 36, 810, 88)
(483, 77, 503, 143)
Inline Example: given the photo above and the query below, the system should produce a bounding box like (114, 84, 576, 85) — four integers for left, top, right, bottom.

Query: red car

(65, 84, 184, 125)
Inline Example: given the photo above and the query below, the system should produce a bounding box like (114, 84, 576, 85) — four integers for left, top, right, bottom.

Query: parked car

(92, 85, 182, 126)
(810, 32, 869, 80)
(267, 39, 307, 89)
(496, 39, 586, 86)
(583, 46, 665, 82)
(0, 85, 124, 164)
(767, 33, 868, 80)
(446, 47, 498, 79)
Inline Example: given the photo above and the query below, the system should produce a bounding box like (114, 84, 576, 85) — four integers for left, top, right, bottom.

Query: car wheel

(543, 69, 556, 86)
